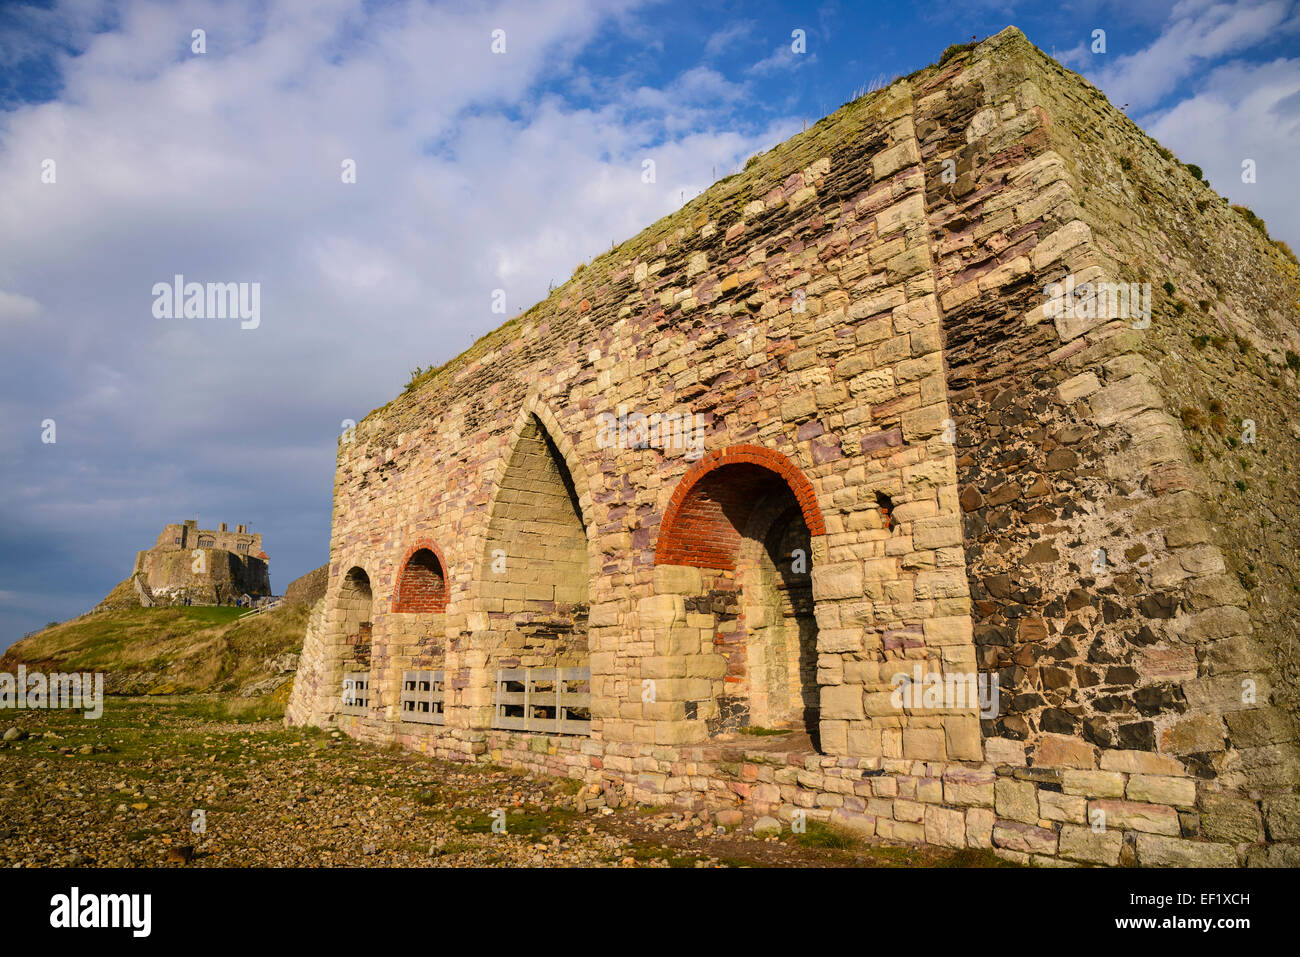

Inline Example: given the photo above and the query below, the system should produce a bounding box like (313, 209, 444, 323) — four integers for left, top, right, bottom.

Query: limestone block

(943, 768, 995, 807)
(811, 562, 864, 600)
(821, 683, 865, 720)
(1263, 795, 1300, 842)
(1033, 734, 1095, 769)
(1099, 749, 1186, 776)
(1199, 794, 1262, 844)
(944, 715, 983, 761)
(902, 727, 946, 761)
(1039, 791, 1087, 824)
(872, 140, 921, 180)
(1030, 220, 1092, 269)
(985, 737, 1027, 766)
(652, 565, 702, 595)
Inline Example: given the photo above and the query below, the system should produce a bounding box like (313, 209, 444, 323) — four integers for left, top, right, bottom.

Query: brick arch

(391, 540, 449, 613)
(655, 445, 826, 568)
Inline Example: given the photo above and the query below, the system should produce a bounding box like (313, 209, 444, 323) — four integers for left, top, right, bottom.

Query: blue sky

(1, 0, 1298, 648)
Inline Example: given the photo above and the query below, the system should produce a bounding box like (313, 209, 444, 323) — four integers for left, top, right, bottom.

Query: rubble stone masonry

(288, 28, 1300, 866)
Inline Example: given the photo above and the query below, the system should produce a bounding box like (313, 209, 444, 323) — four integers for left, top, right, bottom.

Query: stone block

(1126, 774, 1196, 808)
(1088, 799, 1180, 836)
(995, 778, 1038, 824)
(924, 805, 967, 849)
(992, 821, 1058, 855)
(1135, 834, 1237, 868)
(1058, 825, 1122, 865)
(1199, 794, 1262, 844)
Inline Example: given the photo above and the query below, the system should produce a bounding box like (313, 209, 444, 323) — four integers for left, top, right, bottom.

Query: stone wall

(284, 564, 329, 607)
(287, 28, 1300, 865)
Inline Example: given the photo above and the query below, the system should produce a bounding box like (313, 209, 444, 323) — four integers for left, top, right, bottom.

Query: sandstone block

(995, 778, 1038, 824)
(924, 805, 966, 849)
(992, 821, 1057, 855)
(1135, 834, 1237, 868)
(1059, 825, 1122, 865)
(1126, 774, 1196, 808)
(1088, 799, 1180, 836)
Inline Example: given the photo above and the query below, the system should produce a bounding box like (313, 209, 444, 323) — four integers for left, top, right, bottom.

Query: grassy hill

(0, 602, 310, 702)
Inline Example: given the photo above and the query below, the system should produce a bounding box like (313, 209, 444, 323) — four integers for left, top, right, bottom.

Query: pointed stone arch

(467, 395, 595, 731)
(481, 394, 595, 534)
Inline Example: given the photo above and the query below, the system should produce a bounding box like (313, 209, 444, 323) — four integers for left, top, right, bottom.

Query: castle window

(198, 537, 215, 548)
(173, 537, 181, 545)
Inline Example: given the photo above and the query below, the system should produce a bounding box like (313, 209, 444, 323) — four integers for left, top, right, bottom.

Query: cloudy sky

(1, 0, 1297, 648)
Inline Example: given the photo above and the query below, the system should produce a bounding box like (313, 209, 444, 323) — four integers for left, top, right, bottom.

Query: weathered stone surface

(1136, 834, 1237, 868)
(1088, 799, 1181, 836)
(995, 778, 1038, 824)
(992, 821, 1058, 855)
(1199, 794, 1262, 845)
(1059, 825, 1122, 865)
(1263, 795, 1300, 842)
(1127, 774, 1196, 808)
(924, 805, 966, 849)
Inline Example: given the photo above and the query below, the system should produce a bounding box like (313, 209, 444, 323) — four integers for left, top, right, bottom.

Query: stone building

(133, 519, 270, 605)
(288, 28, 1300, 865)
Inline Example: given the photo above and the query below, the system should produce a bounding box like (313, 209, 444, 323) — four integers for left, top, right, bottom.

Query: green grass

(738, 725, 794, 737)
(792, 820, 858, 850)
(2, 603, 308, 697)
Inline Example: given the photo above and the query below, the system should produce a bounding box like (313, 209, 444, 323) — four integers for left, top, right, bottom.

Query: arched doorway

(333, 566, 374, 713)
(656, 446, 825, 747)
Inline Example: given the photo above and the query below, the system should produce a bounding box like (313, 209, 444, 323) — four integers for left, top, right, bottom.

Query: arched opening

(334, 566, 374, 713)
(479, 412, 590, 731)
(656, 446, 824, 747)
(392, 546, 448, 613)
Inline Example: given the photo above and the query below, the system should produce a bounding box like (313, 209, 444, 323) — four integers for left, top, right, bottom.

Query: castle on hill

(131, 520, 271, 606)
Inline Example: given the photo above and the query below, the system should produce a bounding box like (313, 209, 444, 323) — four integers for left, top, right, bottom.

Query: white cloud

(704, 19, 754, 58)
(0, 0, 797, 640)
(1090, 0, 1296, 110)
(1144, 56, 1300, 248)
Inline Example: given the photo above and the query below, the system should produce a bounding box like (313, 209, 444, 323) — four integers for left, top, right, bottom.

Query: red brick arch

(391, 539, 449, 613)
(655, 445, 826, 568)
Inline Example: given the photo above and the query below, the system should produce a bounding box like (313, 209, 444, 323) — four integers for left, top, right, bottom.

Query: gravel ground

(0, 697, 997, 868)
